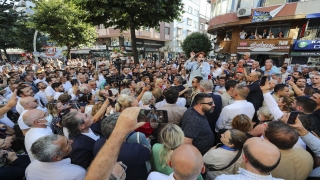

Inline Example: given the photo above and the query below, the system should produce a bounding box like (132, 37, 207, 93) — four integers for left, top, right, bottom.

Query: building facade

(208, 0, 320, 65)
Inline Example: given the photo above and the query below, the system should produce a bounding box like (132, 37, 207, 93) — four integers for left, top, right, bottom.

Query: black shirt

(182, 107, 215, 154)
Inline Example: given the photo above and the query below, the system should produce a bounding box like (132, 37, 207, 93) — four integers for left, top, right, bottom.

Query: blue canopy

(306, 13, 320, 19)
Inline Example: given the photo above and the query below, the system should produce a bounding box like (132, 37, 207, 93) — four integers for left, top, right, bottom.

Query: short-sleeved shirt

(94, 138, 150, 180)
(182, 107, 215, 154)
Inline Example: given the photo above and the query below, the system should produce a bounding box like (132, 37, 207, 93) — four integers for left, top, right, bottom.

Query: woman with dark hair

(184, 51, 210, 86)
(78, 92, 96, 115)
(204, 129, 248, 179)
(276, 31, 284, 38)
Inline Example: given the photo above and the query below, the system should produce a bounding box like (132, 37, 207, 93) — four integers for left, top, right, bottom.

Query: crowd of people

(0, 51, 320, 180)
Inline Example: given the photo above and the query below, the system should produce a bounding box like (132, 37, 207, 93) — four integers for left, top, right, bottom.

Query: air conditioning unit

(236, 8, 251, 18)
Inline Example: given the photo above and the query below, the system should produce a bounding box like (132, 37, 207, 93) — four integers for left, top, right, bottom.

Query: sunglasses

(201, 101, 214, 105)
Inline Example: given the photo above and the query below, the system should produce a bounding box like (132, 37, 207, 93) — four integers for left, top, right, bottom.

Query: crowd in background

(0, 51, 320, 180)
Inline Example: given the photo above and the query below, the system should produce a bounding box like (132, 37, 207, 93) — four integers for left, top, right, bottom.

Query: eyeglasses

(201, 101, 214, 105)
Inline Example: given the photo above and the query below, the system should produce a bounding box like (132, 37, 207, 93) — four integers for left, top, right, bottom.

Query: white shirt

(212, 67, 223, 78)
(35, 90, 48, 106)
(215, 168, 282, 180)
(216, 100, 255, 132)
(82, 128, 99, 141)
(26, 158, 86, 180)
(147, 172, 175, 180)
(62, 81, 72, 92)
(3, 87, 11, 97)
(45, 86, 55, 97)
(18, 110, 31, 130)
(25, 127, 53, 161)
(53, 92, 63, 100)
(85, 105, 94, 115)
(154, 98, 186, 108)
(34, 78, 48, 86)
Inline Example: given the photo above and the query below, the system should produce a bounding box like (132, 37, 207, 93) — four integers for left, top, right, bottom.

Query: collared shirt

(25, 127, 53, 162)
(25, 158, 86, 180)
(147, 172, 177, 180)
(221, 92, 234, 108)
(216, 100, 255, 132)
(215, 168, 283, 180)
(35, 90, 48, 106)
(62, 81, 72, 92)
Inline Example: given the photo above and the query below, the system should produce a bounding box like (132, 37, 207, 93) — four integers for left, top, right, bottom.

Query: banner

(252, 4, 285, 23)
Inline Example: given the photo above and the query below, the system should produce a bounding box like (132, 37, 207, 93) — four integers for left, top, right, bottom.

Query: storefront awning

(306, 13, 320, 19)
(237, 52, 288, 55)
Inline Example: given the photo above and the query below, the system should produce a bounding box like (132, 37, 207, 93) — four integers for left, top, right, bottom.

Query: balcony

(218, 41, 232, 53)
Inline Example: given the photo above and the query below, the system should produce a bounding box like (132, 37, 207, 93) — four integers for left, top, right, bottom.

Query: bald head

(23, 109, 47, 127)
(20, 97, 38, 109)
(170, 144, 204, 180)
(243, 137, 281, 174)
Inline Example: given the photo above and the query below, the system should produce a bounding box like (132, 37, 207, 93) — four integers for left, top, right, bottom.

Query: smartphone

(287, 111, 299, 124)
(108, 98, 117, 107)
(137, 109, 168, 123)
(286, 76, 291, 81)
(260, 76, 267, 86)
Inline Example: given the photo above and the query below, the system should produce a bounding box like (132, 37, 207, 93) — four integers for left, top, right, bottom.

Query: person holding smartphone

(184, 51, 210, 87)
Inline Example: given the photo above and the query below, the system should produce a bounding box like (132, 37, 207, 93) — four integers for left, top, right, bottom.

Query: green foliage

(72, 0, 184, 64)
(29, 0, 97, 59)
(181, 32, 213, 58)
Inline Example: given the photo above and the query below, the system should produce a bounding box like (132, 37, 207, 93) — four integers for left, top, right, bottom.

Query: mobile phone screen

(287, 111, 299, 124)
(137, 109, 168, 123)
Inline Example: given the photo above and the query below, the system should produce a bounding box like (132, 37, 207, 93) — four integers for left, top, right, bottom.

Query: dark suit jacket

(69, 134, 96, 169)
(246, 80, 263, 112)
(205, 93, 222, 133)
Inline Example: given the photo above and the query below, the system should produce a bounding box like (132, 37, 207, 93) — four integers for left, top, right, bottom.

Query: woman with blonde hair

(277, 96, 294, 113)
(47, 100, 65, 135)
(249, 107, 274, 137)
(151, 124, 203, 179)
(155, 78, 165, 90)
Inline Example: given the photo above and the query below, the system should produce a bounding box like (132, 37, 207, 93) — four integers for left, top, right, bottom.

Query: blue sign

(293, 40, 320, 51)
(252, 10, 272, 23)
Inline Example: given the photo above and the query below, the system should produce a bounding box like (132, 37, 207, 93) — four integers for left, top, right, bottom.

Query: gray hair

(141, 91, 154, 105)
(200, 80, 213, 91)
(257, 107, 274, 120)
(62, 112, 84, 137)
(88, 80, 95, 83)
(235, 84, 249, 99)
(31, 134, 62, 162)
(174, 76, 183, 84)
(244, 52, 250, 57)
(266, 59, 273, 63)
(79, 84, 89, 93)
(101, 113, 120, 138)
(120, 88, 131, 95)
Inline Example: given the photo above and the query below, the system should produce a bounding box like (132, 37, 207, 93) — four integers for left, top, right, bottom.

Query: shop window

(291, 57, 308, 65)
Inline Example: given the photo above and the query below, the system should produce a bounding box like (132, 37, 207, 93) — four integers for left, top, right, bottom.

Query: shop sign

(290, 51, 320, 57)
(107, 46, 144, 51)
(237, 40, 290, 52)
(293, 40, 320, 51)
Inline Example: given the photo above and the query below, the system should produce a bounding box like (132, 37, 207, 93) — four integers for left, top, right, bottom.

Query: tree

(0, 0, 21, 60)
(181, 32, 212, 58)
(29, 0, 97, 59)
(72, 0, 184, 65)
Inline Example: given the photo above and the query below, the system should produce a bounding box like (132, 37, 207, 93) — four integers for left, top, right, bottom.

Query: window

(165, 27, 170, 35)
(188, 6, 193, 14)
(98, 24, 105, 29)
(187, 18, 192, 26)
(200, 23, 204, 30)
(303, 20, 320, 40)
(176, 40, 181, 47)
(194, 21, 198, 28)
(187, 30, 192, 36)
(263, 0, 286, 7)
(242, 24, 290, 39)
(194, 9, 199, 16)
(177, 28, 182, 36)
